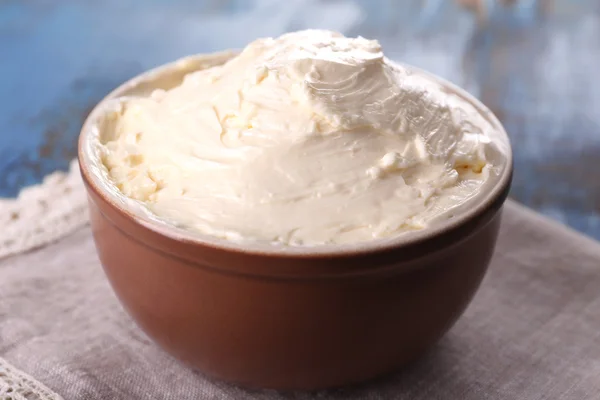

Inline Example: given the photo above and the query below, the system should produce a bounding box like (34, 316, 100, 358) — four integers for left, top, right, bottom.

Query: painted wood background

(1, 0, 599, 239)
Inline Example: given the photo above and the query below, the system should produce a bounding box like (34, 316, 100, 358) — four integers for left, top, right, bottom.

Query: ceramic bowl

(78, 52, 512, 390)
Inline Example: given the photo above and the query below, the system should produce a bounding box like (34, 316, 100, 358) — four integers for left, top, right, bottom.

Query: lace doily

(0, 359, 63, 400)
(0, 159, 89, 260)
(0, 159, 85, 399)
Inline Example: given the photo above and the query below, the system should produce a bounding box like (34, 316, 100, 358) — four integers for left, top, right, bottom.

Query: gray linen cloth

(1, 200, 600, 399)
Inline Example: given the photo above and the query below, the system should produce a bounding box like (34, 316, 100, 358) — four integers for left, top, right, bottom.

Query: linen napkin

(1, 200, 599, 399)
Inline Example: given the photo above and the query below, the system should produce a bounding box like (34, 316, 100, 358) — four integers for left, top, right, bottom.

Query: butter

(99, 30, 506, 245)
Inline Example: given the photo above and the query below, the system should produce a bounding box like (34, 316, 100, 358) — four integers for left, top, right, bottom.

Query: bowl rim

(78, 51, 513, 259)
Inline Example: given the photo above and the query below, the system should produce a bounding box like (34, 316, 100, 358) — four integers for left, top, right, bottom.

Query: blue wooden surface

(1, 0, 599, 239)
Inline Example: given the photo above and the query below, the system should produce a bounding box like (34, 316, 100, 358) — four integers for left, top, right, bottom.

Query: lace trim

(0, 159, 89, 260)
(0, 359, 63, 400)
(0, 160, 85, 398)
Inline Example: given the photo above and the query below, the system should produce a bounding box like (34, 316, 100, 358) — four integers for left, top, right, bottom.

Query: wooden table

(1, 0, 598, 239)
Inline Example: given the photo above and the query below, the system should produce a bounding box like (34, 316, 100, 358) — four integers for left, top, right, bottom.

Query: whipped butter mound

(100, 30, 504, 245)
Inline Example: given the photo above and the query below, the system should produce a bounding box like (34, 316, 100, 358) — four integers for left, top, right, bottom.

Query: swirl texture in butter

(100, 30, 505, 245)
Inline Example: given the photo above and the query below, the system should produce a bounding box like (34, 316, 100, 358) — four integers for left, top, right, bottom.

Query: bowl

(78, 52, 513, 390)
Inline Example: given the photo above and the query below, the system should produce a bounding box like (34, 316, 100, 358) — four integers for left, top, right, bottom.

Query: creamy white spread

(99, 30, 506, 245)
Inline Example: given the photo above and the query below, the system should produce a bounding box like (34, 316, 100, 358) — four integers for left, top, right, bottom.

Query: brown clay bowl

(78, 52, 513, 390)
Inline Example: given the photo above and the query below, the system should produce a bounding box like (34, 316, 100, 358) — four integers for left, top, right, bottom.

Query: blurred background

(1, 0, 599, 239)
